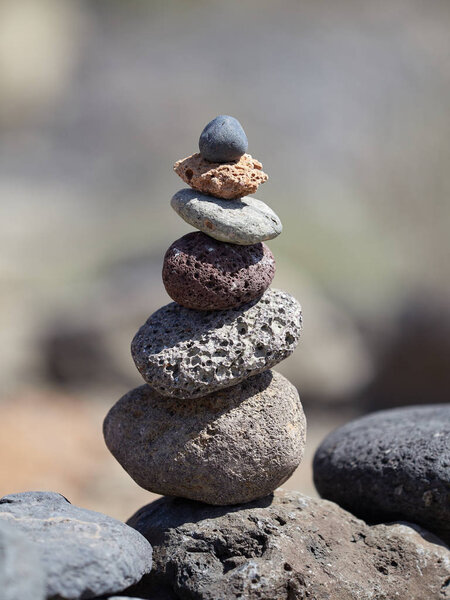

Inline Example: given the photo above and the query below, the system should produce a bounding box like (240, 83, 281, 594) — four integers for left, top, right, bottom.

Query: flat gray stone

(0, 520, 45, 600)
(171, 188, 282, 245)
(131, 288, 302, 399)
(104, 370, 306, 505)
(313, 404, 450, 544)
(126, 490, 450, 600)
(0, 491, 153, 600)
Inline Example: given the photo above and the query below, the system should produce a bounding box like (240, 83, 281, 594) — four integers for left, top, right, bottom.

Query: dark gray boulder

(0, 491, 153, 600)
(0, 519, 45, 600)
(313, 404, 450, 543)
(126, 490, 450, 600)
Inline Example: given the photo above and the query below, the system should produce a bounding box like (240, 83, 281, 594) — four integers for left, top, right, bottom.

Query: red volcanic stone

(162, 232, 275, 310)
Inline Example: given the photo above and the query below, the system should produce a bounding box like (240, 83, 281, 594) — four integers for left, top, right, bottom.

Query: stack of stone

(104, 115, 306, 506)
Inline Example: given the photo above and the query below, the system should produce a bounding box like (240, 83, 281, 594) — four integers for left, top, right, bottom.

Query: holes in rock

(285, 332, 295, 345)
(284, 563, 292, 571)
(185, 168, 193, 181)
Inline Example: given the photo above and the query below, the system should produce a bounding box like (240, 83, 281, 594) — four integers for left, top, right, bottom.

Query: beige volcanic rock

(173, 153, 268, 199)
(103, 371, 306, 505)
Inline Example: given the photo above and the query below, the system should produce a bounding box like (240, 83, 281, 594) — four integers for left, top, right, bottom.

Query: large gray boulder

(0, 491, 153, 600)
(131, 288, 302, 399)
(126, 490, 450, 600)
(313, 404, 450, 543)
(0, 520, 45, 600)
(104, 370, 306, 505)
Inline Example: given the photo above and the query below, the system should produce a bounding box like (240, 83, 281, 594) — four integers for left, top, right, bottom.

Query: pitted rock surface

(313, 404, 450, 544)
(131, 288, 302, 399)
(126, 490, 450, 600)
(0, 520, 45, 600)
(0, 491, 153, 600)
(171, 188, 282, 245)
(174, 153, 268, 199)
(162, 232, 275, 310)
(103, 371, 306, 505)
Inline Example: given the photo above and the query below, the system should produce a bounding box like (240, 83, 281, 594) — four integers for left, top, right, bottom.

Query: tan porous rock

(103, 370, 306, 505)
(173, 153, 268, 199)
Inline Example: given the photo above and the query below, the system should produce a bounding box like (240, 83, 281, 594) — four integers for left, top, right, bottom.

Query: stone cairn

(103, 115, 307, 506)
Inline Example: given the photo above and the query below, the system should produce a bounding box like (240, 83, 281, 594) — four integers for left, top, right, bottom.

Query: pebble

(0, 520, 45, 600)
(162, 232, 275, 310)
(104, 371, 306, 505)
(0, 491, 153, 600)
(174, 153, 268, 199)
(198, 115, 248, 162)
(171, 188, 282, 245)
(126, 490, 450, 600)
(131, 288, 302, 399)
(313, 404, 450, 544)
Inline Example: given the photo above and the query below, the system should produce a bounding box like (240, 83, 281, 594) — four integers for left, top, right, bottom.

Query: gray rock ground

(126, 490, 450, 600)
(0, 491, 153, 600)
(0, 519, 45, 600)
(313, 404, 450, 543)
(104, 370, 306, 505)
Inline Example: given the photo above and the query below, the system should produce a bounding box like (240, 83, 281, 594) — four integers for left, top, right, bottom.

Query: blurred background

(1, 0, 449, 521)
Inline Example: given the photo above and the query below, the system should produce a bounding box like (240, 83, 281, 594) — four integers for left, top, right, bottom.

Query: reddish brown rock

(162, 232, 275, 310)
(173, 153, 268, 199)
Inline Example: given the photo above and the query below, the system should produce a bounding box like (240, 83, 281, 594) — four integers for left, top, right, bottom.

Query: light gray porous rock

(0, 491, 153, 600)
(0, 519, 45, 600)
(103, 370, 306, 505)
(131, 288, 302, 399)
(171, 188, 282, 245)
(126, 490, 450, 600)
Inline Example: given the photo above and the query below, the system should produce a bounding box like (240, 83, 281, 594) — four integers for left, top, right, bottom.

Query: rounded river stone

(103, 370, 306, 505)
(199, 115, 248, 162)
(171, 188, 282, 245)
(162, 232, 275, 310)
(126, 490, 450, 600)
(131, 288, 302, 399)
(0, 491, 153, 600)
(0, 520, 45, 600)
(313, 404, 450, 544)
(174, 153, 268, 200)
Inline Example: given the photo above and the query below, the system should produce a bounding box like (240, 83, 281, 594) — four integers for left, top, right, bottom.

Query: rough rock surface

(162, 232, 275, 310)
(0, 519, 45, 600)
(199, 115, 248, 162)
(171, 188, 282, 245)
(0, 491, 153, 600)
(104, 371, 306, 505)
(174, 153, 268, 199)
(126, 490, 450, 600)
(313, 404, 450, 544)
(131, 288, 302, 399)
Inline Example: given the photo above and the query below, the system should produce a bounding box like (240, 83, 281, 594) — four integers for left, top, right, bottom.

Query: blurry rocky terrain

(0, 0, 449, 517)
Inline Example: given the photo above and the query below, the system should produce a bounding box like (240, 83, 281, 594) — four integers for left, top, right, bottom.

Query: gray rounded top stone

(0, 520, 45, 600)
(131, 288, 302, 399)
(0, 491, 153, 600)
(313, 404, 450, 544)
(126, 490, 450, 600)
(171, 188, 282, 245)
(199, 115, 248, 162)
(103, 370, 306, 505)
